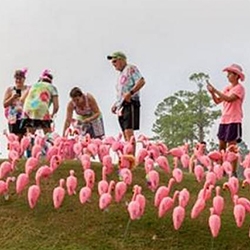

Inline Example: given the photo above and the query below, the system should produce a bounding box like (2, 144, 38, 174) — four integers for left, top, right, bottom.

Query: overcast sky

(0, 0, 249, 156)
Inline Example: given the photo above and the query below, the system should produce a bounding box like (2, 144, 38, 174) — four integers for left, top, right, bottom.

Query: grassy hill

(0, 158, 250, 250)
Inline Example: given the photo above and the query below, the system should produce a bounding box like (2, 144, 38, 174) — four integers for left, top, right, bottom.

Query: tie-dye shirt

(115, 64, 143, 108)
(23, 81, 58, 120)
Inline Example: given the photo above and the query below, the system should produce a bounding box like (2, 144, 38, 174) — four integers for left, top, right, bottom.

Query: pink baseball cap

(223, 64, 245, 81)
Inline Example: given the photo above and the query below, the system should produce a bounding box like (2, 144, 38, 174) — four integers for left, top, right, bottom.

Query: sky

(0, 0, 249, 156)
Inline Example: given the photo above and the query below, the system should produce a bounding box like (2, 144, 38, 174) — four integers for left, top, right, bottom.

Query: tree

(152, 73, 221, 148)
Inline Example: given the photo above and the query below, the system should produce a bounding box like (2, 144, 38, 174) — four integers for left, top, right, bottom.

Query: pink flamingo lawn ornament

(172, 202, 185, 230)
(0, 161, 14, 179)
(25, 156, 40, 175)
(178, 188, 190, 208)
(16, 172, 29, 195)
(98, 166, 109, 196)
(79, 182, 92, 205)
(155, 155, 170, 174)
(146, 169, 159, 192)
(53, 179, 66, 209)
(233, 199, 246, 228)
(0, 176, 15, 200)
(194, 165, 205, 183)
(115, 180, 127, 203)
(158, 190, 179, 218)
(119, 168, 133, 186)
(127, 185, 141, 220)
(212, 186, 224, 216)
(27, 182, 41, 209)
(208, 207, 221, 238)
(154, 177, 176, 207)
(66, 170, 78, 196)
(233, 195, 250, 213)
(134, 185, 146, 218)
(83, 169, 95, 190)
(99, 180, 115, 211)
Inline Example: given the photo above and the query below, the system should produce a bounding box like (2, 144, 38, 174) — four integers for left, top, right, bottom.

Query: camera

(16, 89, 21, 97)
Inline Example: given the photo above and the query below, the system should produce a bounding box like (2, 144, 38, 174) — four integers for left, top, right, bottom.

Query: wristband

(130, 90, 135, 95)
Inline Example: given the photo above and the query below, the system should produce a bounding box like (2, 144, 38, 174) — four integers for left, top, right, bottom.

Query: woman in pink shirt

(207, 64, 245, 176)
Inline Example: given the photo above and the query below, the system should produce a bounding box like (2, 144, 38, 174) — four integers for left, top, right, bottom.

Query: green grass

(1, 158, 250, 250)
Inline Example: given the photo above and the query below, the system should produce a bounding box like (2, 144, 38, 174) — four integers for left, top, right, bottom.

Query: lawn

(0, 158, 250, 250)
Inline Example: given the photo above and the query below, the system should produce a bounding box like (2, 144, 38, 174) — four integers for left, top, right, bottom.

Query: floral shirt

(23, 81, 58, 120)
(115, 64, 143, 108)
(4, 86, 29, 124)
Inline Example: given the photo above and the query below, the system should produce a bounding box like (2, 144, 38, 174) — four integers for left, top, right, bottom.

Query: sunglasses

(112, 59, 118, 64)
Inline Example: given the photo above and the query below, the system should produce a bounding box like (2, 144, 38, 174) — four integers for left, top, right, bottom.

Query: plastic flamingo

(27, 183, 41, 209)
(212, 186, 224, 216)
(213, 164, 224, 180)
(98, 166, 109, 196)
(35, 165, 52, 184)
(172, 166, 183, 183)
(99, 180, 115, 210)
(178, 188, 190, 208)
(20, 135, 31, 155)
(66, 170, 78, 195)
(50, 154, 62, 173)
(172, 204, 185, 230)
(223, 176, 239, 200)
(208, 150, 222, 162)
(233, 201, 246, 228)
(155, 155, 170, 174)
(208, 207, 221, 238)
(119, 168, 132, 186)
(158, 190, 179, 218)
(32, 144, 43, 159)
(80, 153, 91, 170)
(136, 148, 148, 165)
(115, 181, 127, 203)
(156, 141, 168, 156)
(154, 178, 175, 207)
(146, 170, 159, 192)
(16, 173, 29, 195)
(127, 185, 141, 220)
(83, 169, 95, 190)
(53, 179, 66, 209)
(144, 157, 154, 173)
(190, 196, 206, 219)
(98, 144, 110, 162)
(198, 182, 214, 202)
(222, 161, 233, 177)
(73, 141, 83, 156)
(79, 184, 92, 205)
(205, 171, 217, 186)
(233, 195, 250, 214)
(0, 161, 13, 179)
(135, 185, 146, 217)
(194, 165, 205, 183)
(102, 155, 113, 174)
(123, 136, 135, 155)
(25, 157, 39, 175)
(180, 153, 190, 169)
(242, 168, 250, 188)
(0, 176, 15, 200)
(168, 147, 184, 158)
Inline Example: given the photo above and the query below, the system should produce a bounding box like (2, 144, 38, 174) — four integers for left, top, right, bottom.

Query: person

(107, 51, 145, 143)
(3, 68, 29, 141)
(206, 63, 245, 177)
(21, 69, 59, 136)
(62, 87, 105, 138)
